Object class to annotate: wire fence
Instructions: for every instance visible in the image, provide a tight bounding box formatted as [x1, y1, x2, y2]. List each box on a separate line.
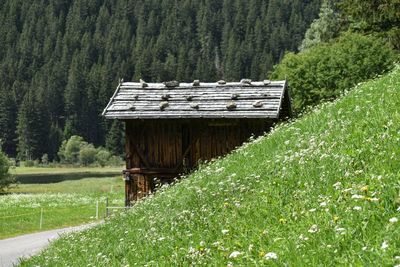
[0, 198, 128, 232]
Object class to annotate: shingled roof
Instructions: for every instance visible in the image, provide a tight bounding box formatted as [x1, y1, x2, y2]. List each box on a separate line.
[102, 79, 291, 119]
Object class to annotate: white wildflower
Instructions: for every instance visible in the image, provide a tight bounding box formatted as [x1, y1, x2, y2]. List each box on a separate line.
[299, 234, 309, 241]
[215, 167, 225, 173]
[264, 252, 278, 260]
[381, 240, 389, 250]
[389, 217, 398, 223]
[335, 227, 346, 233]
[333, 182, 342, 190]
[353, 206, 362, 211]
[229, 251, 241, 258]
[354, 170, 363, 175]
[320, 202, 327, 207]
[221, 229, 229, 235]
[351, 194, 363, 199]
[362, 246, 367, 251]
[308, 224, 319, 234]
[309, 208, 317, 212]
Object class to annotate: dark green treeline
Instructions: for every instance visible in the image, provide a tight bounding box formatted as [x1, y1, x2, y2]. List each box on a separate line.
[0, 0, 321, 160]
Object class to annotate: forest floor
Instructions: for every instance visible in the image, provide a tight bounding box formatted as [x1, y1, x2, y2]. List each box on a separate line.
[0, 173, 124, 239]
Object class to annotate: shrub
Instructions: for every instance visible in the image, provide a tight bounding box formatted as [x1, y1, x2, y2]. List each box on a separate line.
[95, 148, 111, 167]
[271, 32, 396, 112]
[58, 136, 87, 164]
[0, 150, 14, 192]
[79, 144, 97, 166]
[107, 155, 124, 167]
[24, 160, 35, 167]
[57, 135, 121, 167]
[41, 154, 49, 165]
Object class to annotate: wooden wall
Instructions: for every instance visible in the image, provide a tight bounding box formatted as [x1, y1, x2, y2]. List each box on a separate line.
[124, 119, 273, 203]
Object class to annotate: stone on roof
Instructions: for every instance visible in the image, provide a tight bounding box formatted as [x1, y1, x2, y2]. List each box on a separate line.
[102, 80, 290, 119]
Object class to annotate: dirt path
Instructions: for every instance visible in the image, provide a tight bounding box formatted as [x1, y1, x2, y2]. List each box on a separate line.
[0, 222, 99, 267]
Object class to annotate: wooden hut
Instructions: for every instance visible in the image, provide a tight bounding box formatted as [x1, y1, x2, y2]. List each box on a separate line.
[102, 79, 292, 205]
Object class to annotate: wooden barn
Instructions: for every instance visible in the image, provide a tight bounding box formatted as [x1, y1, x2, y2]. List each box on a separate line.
[102, 79, 292, 206]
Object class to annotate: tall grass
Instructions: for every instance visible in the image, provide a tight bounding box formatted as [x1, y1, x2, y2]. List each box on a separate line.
[21, 66, 400, 266]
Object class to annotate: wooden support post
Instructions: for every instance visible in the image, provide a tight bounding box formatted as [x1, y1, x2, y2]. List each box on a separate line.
[105, 197, 109, 218]
[96, 200, 99, 220]
[125, 178, 130, 206]
[136, 174, 151, 199]
[39, 208, 43, 229]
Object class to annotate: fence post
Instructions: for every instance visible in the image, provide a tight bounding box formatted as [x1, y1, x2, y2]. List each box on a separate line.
[96, 200, 99, 220]
[105, 197, 109, 218]
[39, 208, 43, 229]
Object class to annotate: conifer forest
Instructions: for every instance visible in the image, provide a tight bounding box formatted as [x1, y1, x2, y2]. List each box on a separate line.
[0, 0, 321, 161]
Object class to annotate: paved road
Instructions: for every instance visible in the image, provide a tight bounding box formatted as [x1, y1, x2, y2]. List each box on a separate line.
[0, 223, 98, 267]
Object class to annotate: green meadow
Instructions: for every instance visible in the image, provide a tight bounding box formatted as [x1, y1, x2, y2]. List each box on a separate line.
[0, 175, 124, 239]
[20, 67, 400, 265]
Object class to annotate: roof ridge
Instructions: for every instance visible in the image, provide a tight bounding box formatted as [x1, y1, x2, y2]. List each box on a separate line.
[119, 80, 284, 88]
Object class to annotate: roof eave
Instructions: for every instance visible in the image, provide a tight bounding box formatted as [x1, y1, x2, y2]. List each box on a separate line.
[103, 114, 279, 120]
[102, 82, 122, 116]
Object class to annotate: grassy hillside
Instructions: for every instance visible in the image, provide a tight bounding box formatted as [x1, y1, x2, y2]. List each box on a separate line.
[21, 66, 400, 266]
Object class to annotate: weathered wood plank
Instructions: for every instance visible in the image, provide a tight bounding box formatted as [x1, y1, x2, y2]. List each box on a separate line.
[109, 105, 280, 112]
[119, 85, 284, 90]
[115, 94, 282, 100]
[108, 113, 279, 119]
[117, 89, 284, 95]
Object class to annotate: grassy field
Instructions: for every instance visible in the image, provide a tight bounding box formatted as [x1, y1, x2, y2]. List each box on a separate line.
[0, 176, 124, 239]
[10, 166, 124, 184]
[20, 66, 400, 266]
[11, 166, 123, 175]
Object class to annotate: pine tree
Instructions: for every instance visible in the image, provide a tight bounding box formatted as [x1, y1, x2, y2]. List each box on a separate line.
[0, 87, 17, 157]
[16, 90, 43, 160]
[105, 120, 124, 156]
[338, 0, 400, 50]
[64, 51, 87, 140]
[299, 0, 340, 51]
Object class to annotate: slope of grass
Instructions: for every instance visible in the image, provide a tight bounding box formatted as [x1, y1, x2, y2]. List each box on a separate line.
[0, 177, 124, 239]
[21, 66, 400, 266]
